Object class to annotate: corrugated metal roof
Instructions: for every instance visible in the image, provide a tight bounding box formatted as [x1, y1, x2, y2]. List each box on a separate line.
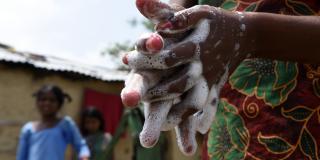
[0, 44, 128, 81]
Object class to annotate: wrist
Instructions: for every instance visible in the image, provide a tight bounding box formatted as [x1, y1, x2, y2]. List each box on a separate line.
[240, 12, 258, 58]
[220, 11, 258, 73]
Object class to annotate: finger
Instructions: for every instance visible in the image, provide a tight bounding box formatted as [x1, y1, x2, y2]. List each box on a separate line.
[121, 70, 164, 107]
[135, 32, 191, 55]
[125, 41, 197, 70]
[139, 100, 173, 148]
[121, 70, 142, 107]
[136, 0, 175, 23]
[195, 70, 229, 133]
[135, 33, 151, 54]
[195, 87, 218, 134]
[161, 77, 209, 131]
[125, 18, 213, 70]
[161, 106, 196, 131]
[157, 5, 217, 33]
[145, 61, 203, 101]
[175, 116, 198, 156]
[135, 33, 164, 54]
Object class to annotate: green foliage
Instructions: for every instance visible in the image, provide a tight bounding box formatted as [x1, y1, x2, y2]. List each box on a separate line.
[141, 20, 154, 31]
[103, 41, 133, 57]
[102, 18, 154, 69]
[101, 42, 132, 70]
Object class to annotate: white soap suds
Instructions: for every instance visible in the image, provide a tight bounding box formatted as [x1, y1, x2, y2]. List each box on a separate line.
[216, 54, 221, 60]
[185, 20, 211, 44]
[146, 6, 172, 24]
[171, 52, 176, 58]
[241, 24, 246, 31]
[196, 68, 229, 133]
[130, 6, 239, 153]
[127, 50, 169, 69]
[210, 10, 216, 15]
[128, 20, 210, 70]
[145, 61, 203, 103]
[187, 61, 203, 79]
[234, 43, 240, 51]
[121, 71, 145, 103]
[122, 69, 170, 103]
[174, 9, 187, 21]
[214, 40, 222, 48]
[161, 108, 184, 131]
[175, 117, 197, 156]
[184, 77, 208, 109]
[161, 77, 208, 131]
[173, 97, 181, 105]
[148, 93, 180, 103]
[236, 11, 244, 21]
[140, 100, 172, 148]
[149, 88, 168, 97]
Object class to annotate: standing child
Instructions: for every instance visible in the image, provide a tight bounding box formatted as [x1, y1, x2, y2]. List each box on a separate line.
[17, 84, 90, 160]
[80, 107, 112, 160]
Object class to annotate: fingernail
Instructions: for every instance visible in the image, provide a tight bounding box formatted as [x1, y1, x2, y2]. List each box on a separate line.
[145, 33, 164, 53]
[185, 145, 194, 154]
[136, 42, 146, 52]
[121, 90, 140, 107]
[122, 54, 129, 65]
[156, 21, 173, 30]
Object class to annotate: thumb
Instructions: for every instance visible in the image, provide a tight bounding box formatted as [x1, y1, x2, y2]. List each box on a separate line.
[136, 0, 179, 24]
[157, 5, 215, 33]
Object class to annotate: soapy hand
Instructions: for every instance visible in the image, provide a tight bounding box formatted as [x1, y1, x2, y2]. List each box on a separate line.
[121, 0, 253, 155]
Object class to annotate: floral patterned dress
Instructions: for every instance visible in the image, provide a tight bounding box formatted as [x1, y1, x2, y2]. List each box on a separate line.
[198, 0, 320, 159]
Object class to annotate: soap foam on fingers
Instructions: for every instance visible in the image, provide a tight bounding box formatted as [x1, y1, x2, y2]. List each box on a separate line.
[161, 77, 208, 130]
[121, 69, 166, 107]
[139, 100, 173, 148]
[175, 116, 198, 156]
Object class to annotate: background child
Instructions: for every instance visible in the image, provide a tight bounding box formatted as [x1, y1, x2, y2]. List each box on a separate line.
[16, 84, 90, 160]
[80, 107, 112, 160]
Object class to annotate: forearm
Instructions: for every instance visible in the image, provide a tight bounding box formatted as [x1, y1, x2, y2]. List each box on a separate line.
[245, 12, 320, 63]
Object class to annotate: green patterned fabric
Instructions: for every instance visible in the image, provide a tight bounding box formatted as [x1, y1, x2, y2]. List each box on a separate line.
[208, 99, 249, 159]
[204, 0, 320, 160]
[229, 59, 298, 107]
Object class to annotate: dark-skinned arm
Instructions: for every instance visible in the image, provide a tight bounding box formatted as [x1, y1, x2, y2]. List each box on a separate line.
[245, 13, 320, 63]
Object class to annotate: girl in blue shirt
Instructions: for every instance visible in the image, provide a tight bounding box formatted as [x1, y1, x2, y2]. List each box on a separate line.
[17, 84, 90, 160]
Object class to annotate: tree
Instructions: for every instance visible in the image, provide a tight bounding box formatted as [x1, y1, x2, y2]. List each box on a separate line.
[101, 19, 154, 70]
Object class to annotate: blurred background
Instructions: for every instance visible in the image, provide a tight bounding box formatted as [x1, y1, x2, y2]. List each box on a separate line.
[0, 0, 204, 159]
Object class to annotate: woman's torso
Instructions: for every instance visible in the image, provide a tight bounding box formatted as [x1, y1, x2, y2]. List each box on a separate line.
[201, 0, 320, 159]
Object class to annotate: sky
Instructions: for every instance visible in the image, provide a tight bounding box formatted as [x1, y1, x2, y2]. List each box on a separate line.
[0, 0, 152, 69]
